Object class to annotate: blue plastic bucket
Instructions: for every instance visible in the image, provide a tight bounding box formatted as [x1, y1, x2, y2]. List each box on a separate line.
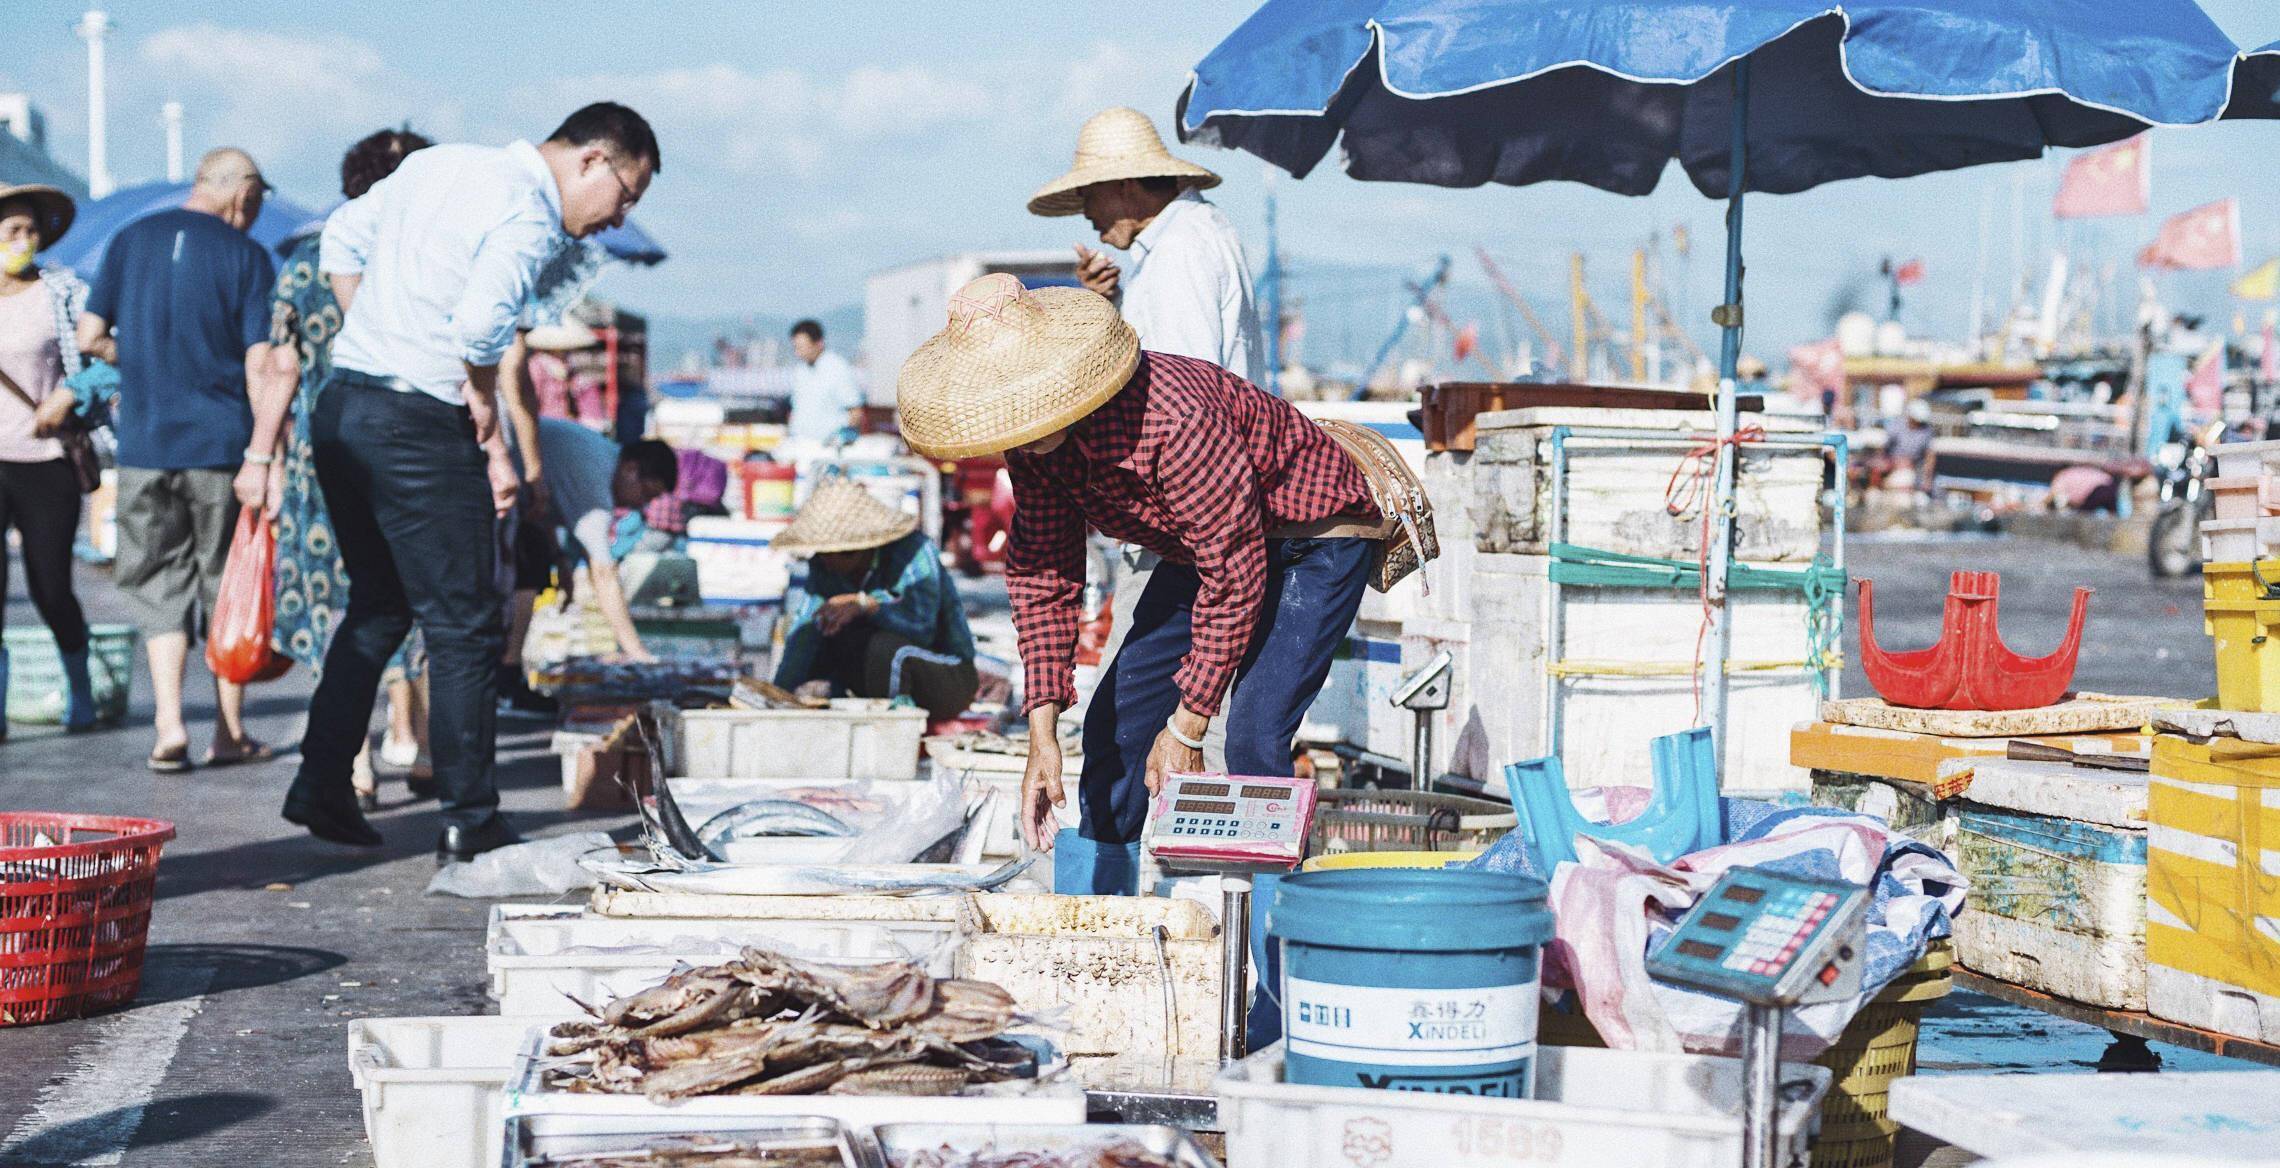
[1271, 868, 1554, 1098]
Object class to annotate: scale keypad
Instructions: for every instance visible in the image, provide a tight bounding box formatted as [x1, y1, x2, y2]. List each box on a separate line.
[1719, 888, 1836, 977]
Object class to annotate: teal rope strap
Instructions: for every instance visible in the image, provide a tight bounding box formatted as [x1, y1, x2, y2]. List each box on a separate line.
[1546, 542, 1848, 697]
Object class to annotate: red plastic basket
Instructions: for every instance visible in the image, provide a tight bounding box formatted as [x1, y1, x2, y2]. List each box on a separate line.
[0, 813, 175, 1026]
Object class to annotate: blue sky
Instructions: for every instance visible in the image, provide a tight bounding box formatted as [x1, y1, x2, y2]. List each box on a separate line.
[10, 1, 2280, 370]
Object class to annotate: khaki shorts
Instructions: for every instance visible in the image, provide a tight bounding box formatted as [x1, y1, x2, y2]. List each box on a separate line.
[113, 467, 240, 640]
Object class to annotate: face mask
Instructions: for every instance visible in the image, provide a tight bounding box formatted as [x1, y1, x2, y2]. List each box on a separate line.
[0, 243, 33, 277]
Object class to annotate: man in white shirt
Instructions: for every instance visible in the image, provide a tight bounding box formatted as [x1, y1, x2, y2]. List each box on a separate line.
[1028, 106, 1265, 384]
[786, 319, 863, 446]
[1028, 106, 1268, 770]
[271, 102, 659, 861]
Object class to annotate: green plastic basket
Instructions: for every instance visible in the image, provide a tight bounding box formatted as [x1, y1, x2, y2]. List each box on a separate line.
[4, 624, 137, 726]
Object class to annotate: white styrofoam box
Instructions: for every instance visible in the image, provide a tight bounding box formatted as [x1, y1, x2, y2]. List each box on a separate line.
[2211, 437, 2280, 481]
[1891, 1070, 2280, 1162]
[1469, 409, 1827, 563]
[1465, 552, 1820, 794]
[1948, 758, 2148, 828]
[2147, 965, 2280, 1045]
[2198, 516, 2280, 564]
[1809, 772, 1957, 854]
[2209, 474, 2280, 522]
[349, 1015, 546, 1168]
[664, 700, 926, 780]
[505, 1117, 868, 1168]
[1218, 1043, 1830, 1168]
[1952, 806, 2148, 1010]
[485, 904, 960, 1016]
[685, 516, 791, 606]
[504, 1029, 1086, 1133]
[956, 894, 1222, 1093]
[1300, 618, 1404, 760]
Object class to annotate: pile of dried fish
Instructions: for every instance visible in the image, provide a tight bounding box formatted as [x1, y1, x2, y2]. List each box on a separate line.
[545, 949, 1034, 1102]
[890, 1142, 1182, 1168]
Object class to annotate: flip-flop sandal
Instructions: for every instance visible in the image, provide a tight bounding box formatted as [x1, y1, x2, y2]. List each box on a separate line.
[204, 740, 276, 768]
[147, 744, 192, 774]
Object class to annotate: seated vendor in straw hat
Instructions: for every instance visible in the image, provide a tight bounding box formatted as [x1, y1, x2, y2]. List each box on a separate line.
[770, 478, 979, 722]
[897, 274, 1383, 894]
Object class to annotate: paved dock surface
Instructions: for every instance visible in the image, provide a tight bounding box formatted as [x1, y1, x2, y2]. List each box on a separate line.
[0, 534, 2237, 1165]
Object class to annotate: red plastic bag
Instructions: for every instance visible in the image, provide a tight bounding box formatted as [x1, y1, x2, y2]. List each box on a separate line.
[206, 508, 291, 684]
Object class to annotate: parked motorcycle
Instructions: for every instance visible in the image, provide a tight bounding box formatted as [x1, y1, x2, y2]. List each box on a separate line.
[2147, 421, 2223, 578]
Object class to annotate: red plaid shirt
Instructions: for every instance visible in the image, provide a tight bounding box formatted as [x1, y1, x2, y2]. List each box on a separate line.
[1005, 352, 1374, 717]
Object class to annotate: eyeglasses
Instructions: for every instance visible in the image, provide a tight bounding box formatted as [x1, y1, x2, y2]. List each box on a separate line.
[606, 163, 643, 211]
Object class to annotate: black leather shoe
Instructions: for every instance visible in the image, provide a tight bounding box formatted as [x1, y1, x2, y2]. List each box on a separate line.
[404, 775, 440, 802]
[283, 796, 383, 848]
[437, 817, 523, 865]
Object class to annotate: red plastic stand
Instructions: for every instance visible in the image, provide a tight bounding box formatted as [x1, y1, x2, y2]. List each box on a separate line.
[1858, 570, 2091, 711]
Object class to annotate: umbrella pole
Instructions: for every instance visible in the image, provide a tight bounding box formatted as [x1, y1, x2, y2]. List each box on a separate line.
[1704, 60, 1750, 776]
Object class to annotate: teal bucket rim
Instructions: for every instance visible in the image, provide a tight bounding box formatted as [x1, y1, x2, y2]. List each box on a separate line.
[1273, 868, 1554, 952]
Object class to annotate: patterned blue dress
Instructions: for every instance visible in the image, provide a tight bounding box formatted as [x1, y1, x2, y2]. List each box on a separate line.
[269, 235, 423, 679]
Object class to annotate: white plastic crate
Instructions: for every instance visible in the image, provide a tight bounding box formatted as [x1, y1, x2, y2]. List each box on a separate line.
[503, 1029, 1086, 1134]
[665, 700, 926, 779]
[485, 904, 961, 1016]
[348, 1014, 546, 1168]
[2197, 516, 2280, 564]
[1216, 1042, 1830, 1168]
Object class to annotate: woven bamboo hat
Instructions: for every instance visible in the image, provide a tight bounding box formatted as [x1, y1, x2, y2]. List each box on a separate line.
[895, 273, 1138, 459]
[0, 184, 76, 246]
[1027, 107, 1221, 218]
[771, 478, 919, 557]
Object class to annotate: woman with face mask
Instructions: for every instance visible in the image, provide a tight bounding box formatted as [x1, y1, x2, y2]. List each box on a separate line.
[0, 183, 96, 737]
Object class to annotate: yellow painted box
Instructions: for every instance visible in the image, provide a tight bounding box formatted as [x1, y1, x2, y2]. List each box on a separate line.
[2145, 735, 2280, 1043]
[2204, 597, 2280, 713]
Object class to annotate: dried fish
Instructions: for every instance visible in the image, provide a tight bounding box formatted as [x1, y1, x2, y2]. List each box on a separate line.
[545, 949, 1036, 1101]
[891, 1142, 1182, 1168]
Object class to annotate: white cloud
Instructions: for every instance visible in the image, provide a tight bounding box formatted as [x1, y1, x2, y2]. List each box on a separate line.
[132, 23, 460, 190]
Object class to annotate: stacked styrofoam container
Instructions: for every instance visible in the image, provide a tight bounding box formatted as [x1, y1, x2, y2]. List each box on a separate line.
[2202, 440, 2280, 563]
[661, 699, 927, 779]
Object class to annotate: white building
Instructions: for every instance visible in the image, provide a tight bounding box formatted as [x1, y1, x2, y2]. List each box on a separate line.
[0, 94, 90, 200]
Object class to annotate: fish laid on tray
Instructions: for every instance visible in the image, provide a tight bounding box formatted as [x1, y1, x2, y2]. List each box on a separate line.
[890, 1143, 1182, 1168]
[545, 948, 1032, 1103]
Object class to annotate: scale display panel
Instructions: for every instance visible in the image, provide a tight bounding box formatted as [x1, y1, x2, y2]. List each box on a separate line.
[1645, 867, 1872, 1007]
[1146, 772, 1316, 871]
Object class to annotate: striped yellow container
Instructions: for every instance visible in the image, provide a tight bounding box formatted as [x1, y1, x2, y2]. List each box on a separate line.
[1300, 850, 1481, 872]
[2144, 735, 2280, 1043]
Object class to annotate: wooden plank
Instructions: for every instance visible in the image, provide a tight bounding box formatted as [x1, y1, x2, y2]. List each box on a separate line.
[1950, 968, 2280, 1067]
[1820, 694, 2168, 738]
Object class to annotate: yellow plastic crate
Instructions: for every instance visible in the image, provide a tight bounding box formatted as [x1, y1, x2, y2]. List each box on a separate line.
[2145, 736, 2280, 1043]
[1301, 850, 1481, 872]
[2205, 559, 2280, 605]
[2204, 598, 2280, 712]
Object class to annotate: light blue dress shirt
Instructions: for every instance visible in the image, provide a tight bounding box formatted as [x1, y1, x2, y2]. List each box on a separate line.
[320, 140, 565, 404]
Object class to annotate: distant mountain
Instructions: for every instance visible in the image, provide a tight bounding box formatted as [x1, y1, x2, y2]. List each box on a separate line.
[644, 303, 865, 377]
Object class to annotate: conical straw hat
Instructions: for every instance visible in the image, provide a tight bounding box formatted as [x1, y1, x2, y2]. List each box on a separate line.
[0, 184, 76, 246]
[1027, 107, 1221, 218]
[895, 273, 1138, 460]
[770, 478, 919, 557]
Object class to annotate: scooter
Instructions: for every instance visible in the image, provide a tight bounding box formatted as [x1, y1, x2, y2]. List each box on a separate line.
[2147, 420, 2222, 578]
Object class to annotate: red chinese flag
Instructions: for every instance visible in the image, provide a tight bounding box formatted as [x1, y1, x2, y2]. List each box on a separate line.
[2054, 136, 2150, 219]
[1894, 259, 1926, 286]
[2187, 342, 2225, 412]
[2139, 198, 2242, 272]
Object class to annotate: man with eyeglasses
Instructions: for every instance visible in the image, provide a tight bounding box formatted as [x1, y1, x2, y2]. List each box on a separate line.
[277, 103, 661, 861]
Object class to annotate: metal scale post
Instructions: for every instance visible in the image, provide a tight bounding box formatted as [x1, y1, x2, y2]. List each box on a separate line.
[1646, 867, 1873, 1168]
[1090, 774, 1317, 1131]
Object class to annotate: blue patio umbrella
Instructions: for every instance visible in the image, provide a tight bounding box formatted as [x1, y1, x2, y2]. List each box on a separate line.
[2226, 40, 2280, 120]
[41, 181, 320, 280]
[1178, 0, 2251, 771]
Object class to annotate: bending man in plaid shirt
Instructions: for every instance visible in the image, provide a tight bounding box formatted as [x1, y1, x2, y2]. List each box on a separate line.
[896, 273, 1384, 894]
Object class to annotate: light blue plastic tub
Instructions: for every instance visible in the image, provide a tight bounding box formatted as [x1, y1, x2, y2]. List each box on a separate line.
[1272, 868, 1555, 1098]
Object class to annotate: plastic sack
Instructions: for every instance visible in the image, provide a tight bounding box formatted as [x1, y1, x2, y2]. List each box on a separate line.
[206, 508, 291, 684]
[826, 770, 975, 865]
[426, 831, 614, 898]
